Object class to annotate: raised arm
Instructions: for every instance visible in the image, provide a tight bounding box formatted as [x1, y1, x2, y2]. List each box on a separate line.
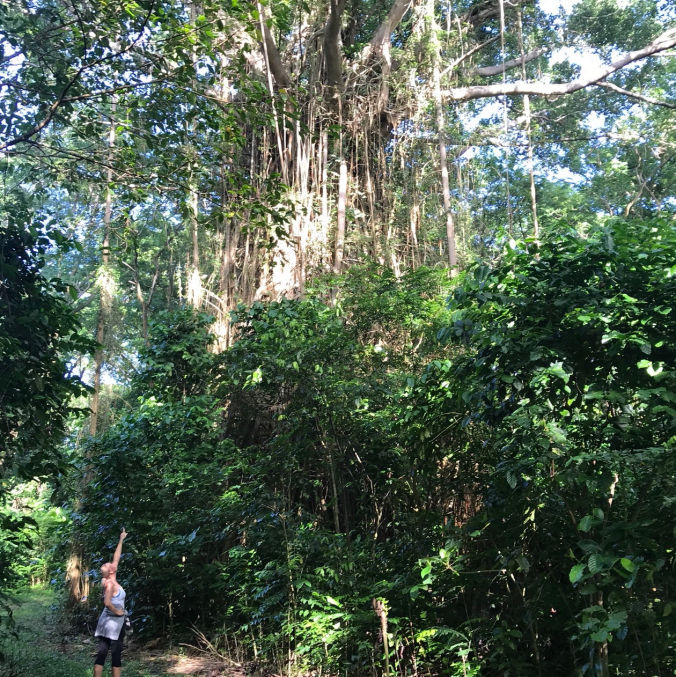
[111, 528, 127, 569]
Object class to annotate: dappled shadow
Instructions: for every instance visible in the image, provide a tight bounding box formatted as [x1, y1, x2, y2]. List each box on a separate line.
[7, 587, 252, 677]
[131, 648, 249, 676]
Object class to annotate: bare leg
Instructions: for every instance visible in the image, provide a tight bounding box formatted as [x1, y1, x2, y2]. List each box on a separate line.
[112, 668, 121, 677]
[93, 666, 103, 677]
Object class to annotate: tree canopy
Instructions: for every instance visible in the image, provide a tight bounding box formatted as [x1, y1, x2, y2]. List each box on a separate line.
[0, 191, 94, 491]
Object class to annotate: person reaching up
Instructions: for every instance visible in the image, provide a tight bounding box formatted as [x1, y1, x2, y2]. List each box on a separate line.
[93, 528, 128, 677]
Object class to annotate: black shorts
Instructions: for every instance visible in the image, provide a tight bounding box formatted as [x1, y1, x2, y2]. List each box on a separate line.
[94, 623, 125, 667]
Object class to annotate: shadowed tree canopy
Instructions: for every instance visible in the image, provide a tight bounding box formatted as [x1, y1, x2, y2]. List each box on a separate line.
[0, 193, 94, 491]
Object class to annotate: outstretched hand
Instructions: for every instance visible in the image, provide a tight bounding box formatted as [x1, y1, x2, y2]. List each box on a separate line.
[120, 528, 128, 541]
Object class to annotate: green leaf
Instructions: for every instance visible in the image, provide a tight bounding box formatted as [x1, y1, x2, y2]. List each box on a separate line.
[620, 557, 635, 573]
[578, 515, 593, 532]
[588, 554, 604, 574]
[546, 362, 569, 383]
[578, 539, 601, 554]
[569, 563, 586, 584]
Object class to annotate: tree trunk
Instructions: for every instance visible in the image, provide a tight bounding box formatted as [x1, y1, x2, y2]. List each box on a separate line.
[186, 1, 203, 308]
[89, 103, 116, 437]
[430, 7, 457, 275]
[517, 8, 539, 240]
[71, 102, 116, 607]
[124, 240, 160, 346]
[334, 152, 348, 274]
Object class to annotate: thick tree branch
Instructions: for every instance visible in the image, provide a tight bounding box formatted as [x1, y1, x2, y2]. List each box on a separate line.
[443, 28, 676, 102]
[440, 35, 500, 77]
[258, 8, 291, 89]
[361, 0, 416, 61]
[355, 0, 530, 74]
[324, 0, 347, 92]
[596, 81, 676, 109]
[468, 46, 548, 77]
[463, 0, 535, 28]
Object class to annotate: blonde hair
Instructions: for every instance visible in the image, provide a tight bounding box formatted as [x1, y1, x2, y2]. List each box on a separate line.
[101, 562, 117, 575]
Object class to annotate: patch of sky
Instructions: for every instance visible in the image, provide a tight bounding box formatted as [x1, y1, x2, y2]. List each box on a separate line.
[584, 110, 606, 132]
[537, 0, 579, 15]
[547, 46, 604, 79]
[462, 101, 504, 134]
[0, 42, 27, 113]
[549, 166, 586, 184]
[1, 45, 25, 73]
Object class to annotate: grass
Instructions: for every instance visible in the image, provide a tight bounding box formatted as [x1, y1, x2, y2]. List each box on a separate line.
[0, 587, 190, 677]
[1, 587, 89, 677]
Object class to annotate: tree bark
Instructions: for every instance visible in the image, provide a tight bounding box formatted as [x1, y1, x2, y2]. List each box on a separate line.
[71, 101, 117, 608]
[430, 4, 458, 274]
[361, 0, 415, 61]
[324, 0, 347, 93]
[89, 105, 116, 438]
[186, 1, 203, 308]
[334, 152, 348, 274]
[517, 8, 539, 240]
[258, 9, 291, 89]
[468, 47, 547, 77]
[121, 243, 160, 345]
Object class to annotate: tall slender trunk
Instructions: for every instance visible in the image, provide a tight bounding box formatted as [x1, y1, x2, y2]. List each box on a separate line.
[186, 175, 202, 307]
[327, 450, 341, 534]
[499, 0, 514, 234]
[126, 240, 160, 345]
[324, 0, 347, 275]
[517, 9, 539, 240]
[330, 94, 348, 276]
[186, 2, 203, 308]
[90, 104, 116, 437]
[320, 127, 330, 269]
[410, 194, 420, 267]
[430, 8, 457, 275]
[69, 103, 117, 607]
[334, 148, 348, 274]
[258, 1, 289, 185]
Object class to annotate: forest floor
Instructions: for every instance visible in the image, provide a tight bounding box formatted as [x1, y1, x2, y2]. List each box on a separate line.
[1, 587, 249, 677]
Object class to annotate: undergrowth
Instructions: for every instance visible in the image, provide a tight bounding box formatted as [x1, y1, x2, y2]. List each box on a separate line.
[0, 587, 166, 677]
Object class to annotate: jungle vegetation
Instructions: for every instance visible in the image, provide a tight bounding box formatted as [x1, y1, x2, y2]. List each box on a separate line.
[1, 0, 674, 675]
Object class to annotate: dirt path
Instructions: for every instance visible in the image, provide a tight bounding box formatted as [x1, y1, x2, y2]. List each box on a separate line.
[2, 587, 249, 677]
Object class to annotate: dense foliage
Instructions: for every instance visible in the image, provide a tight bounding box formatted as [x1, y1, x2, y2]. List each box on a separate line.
[0, 218, 93, 489]
[41, 221, 671, 676]
[409, 219, 675, 674]
[0, 193, 93, 649]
